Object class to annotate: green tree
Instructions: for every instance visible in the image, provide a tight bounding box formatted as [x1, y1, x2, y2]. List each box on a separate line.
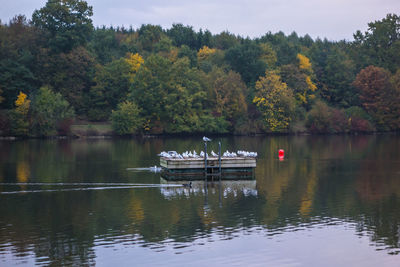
[313, 46, 357, 107]
[212, 70, 248, 129]
[167, 23, 198, 49]
[32, 0, 93, 53]
[196, 29, 212, 49]
[130, 55, 223, 133]
[213, 31, 240, 50]
[259, 31, 301, 66]
[37, 46, 95, 114]
[253, 70, 296, 132]
[138, 24, 163, 52]
[353, 14, 400, 72]
[259, 43, 277, 69]
[90, 27, 124, 64]
[111, 101, 142, 135]
[178, 45, 197, 67]
[0, 15, 39, 108]
[88, 58, 132, 120]
[154, 36, 173, 53]
[225, 40, 266, 85]
[31, 86, 75, 136]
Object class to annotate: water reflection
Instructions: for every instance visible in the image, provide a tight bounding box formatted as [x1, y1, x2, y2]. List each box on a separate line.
[0, 135, 399, 265]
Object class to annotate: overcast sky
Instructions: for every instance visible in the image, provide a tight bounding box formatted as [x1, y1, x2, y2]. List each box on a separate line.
[1, 0, 399, 41]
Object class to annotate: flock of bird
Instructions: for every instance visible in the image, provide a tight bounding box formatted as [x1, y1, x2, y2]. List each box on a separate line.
[158, 150, 257, 159]
[158, 136, 257, 159]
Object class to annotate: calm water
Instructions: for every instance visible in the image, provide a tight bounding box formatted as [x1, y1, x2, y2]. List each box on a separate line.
[0, 135, 400, 266]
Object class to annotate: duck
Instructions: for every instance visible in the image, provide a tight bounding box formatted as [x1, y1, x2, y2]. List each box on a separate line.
[182, 181, 192, 188]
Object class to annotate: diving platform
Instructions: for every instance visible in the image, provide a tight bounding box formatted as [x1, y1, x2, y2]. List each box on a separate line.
[160, 157, 256, 181]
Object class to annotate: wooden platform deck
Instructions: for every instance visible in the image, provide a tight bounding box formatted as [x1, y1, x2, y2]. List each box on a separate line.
[160, 157, 256, 169]
[160, 157, 257, 181]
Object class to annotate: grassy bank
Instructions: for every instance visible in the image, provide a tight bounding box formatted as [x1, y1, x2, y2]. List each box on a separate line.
[70, 123, 113, 137]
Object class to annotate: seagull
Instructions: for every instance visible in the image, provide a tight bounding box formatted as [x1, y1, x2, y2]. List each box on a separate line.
[223, 150, 231, 157]
[211, 150, 218, 157]
[203, 136, 212, 142]
[200, 151, 209, 158]
[158, 151, 171, 158]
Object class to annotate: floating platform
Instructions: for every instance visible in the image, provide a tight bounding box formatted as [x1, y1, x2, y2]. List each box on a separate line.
[160, 157, 256, 181]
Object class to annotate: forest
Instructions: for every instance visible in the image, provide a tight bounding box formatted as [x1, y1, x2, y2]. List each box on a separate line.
[1, 0, 400, 136]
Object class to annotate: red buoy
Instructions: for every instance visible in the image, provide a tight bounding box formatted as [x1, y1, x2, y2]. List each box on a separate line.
[278, 149, 285, 160]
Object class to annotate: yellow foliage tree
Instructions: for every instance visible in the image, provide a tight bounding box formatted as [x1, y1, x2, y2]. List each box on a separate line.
[125, 53, 144, 82]
[297, 53, 312, 72]
[253, 71, 295, 131]
[15, 91, 30, 115]
[197, 45, 216, 61]
[11, 91, 30, 136]
[306, 76, 317, 92]
[295, 54, 317, 106]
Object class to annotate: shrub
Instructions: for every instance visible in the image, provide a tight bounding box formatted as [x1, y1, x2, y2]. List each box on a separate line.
[306, 101, 349, 133]
[306, 101, 332, 133]
[111, 101, 143, 135]
[345, 106, 375, 132]
[349, 117, 375, 132]
[57, 118, 74, 135]
[31, 86, 75, 136]
[330, 109, 348, 133]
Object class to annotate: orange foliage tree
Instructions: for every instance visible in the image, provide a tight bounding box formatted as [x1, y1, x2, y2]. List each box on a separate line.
[353, 65, 400, 130]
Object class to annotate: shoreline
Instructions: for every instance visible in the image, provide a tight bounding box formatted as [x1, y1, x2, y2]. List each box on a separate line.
[1, 131, 398, 141]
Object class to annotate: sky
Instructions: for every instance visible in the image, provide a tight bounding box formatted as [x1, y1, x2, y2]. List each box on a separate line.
[1, 0, 399, 41]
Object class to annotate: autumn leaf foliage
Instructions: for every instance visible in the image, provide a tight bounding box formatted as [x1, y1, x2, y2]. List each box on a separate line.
[253, 70, 295, 132]
[353, 65, 400, 130]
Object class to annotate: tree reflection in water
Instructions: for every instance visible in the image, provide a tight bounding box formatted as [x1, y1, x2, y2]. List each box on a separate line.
[0, 135, 399, 265]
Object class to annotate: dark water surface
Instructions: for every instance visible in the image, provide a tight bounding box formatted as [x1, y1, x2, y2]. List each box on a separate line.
[0, 135, 400, 266]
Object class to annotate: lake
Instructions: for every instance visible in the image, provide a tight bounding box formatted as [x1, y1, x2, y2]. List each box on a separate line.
[0, 135, 399, 266]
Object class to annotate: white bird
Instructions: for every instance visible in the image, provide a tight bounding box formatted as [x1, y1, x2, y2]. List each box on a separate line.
[158, 151, 171, 158]
[236, 150, 257, 157]
[250, 152, 258, 157]
[211, 150, 218, 157]
[203, 136, 212, 142]
[200, 151, 209, 158]
[149, 166, 161, 173]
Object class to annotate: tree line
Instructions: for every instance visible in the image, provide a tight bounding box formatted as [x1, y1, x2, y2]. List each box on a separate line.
[1, 0, 400, 136]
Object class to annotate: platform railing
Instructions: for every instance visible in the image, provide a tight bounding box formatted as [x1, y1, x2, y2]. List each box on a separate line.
[204, 141, 222, 181]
